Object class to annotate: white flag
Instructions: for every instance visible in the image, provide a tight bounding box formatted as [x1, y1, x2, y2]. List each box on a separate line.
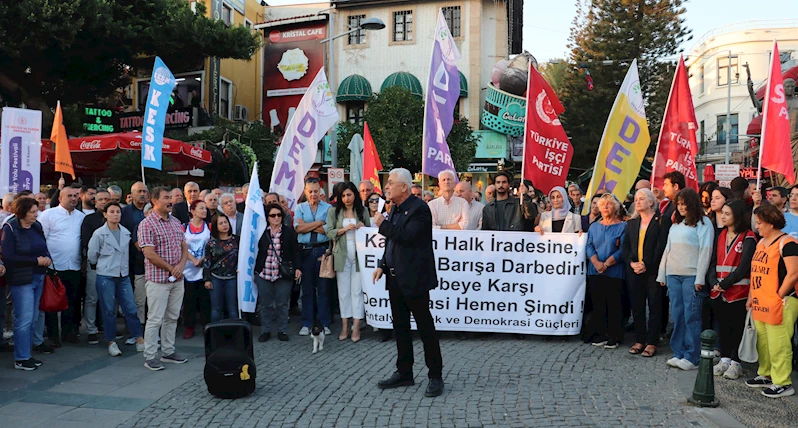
[270, 68, 339, 209]
[238, 163, 267, 313]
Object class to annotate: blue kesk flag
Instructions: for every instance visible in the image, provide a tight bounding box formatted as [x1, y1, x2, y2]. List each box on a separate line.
[141, 57, 176, 170]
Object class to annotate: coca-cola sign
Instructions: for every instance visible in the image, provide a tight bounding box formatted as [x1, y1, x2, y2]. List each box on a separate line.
[189, 147, 204, 158]
[79, 140, 103, 150]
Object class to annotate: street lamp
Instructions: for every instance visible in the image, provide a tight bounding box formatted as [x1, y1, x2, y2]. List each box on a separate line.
[321, 14, 385, 167]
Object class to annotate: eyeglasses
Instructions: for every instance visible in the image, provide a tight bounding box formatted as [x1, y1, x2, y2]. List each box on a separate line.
[268, 213, 283, 218]
[368, 198, 380, 203]
[790, 194, 798, 199]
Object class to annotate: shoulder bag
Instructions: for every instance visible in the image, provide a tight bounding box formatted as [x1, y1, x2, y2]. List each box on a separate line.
[266, 231, 295, 280]
[318, 240, 336, 279]
[41, 263, 68, 312]
[738, 309, 758, 363]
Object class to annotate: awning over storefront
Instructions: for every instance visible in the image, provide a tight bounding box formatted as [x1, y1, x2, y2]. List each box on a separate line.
[381, 72, 423, 97]
[41, 131, 212, 172]
[459, 71, 468, 98]
[337, 74, 373, 103]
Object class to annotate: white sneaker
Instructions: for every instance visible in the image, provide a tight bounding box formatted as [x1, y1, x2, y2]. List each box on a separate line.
[666, 357, 681, 368]
[125, 337, 137, 346]
[723, 363, 744, 380]
[135, 341, 145, 352]
[299, 327, 310, 336]
[713, 361, 730, 376]
[108, 342, 122, 357]
[323, 327, 331, 335]
[676, 358, 698, 371]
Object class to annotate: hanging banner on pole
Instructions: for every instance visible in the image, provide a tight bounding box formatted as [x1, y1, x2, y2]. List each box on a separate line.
[357, 228, 587, 335]
[0, 107, 42, 194]
[141, 57, 176, 171]
[238, 163, 267, 313]
[421, 10, 461, 178]
[269, 68, 339, 208]
[758, 41, 796, 186]
[651, 56, 699, 190]
[582, 59, 651, 214]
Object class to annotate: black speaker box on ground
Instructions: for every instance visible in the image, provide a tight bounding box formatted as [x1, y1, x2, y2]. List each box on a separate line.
[203, 319, 256, 399]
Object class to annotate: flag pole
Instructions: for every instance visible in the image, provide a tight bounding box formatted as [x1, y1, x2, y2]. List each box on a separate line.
[757, 41, 776, 192]
[520, 62, 532, 188]
[141, 164, 146, 186]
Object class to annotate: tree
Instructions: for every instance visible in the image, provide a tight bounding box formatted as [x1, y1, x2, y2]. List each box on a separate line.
[335, 86, 479, 174]
[539, 60, 568, 94]
[106, 151, 177, 184]
[0, 0, 260, 127]
[558, 0, 691, 172]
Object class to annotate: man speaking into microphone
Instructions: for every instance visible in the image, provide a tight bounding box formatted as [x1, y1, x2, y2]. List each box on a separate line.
[373, 168, 444, 397]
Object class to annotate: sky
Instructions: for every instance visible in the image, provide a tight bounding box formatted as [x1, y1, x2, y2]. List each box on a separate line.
[264, 0, 795, 62]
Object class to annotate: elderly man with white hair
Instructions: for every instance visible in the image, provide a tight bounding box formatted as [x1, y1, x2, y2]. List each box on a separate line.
[428, 170, 469, 230]
[0, 193, 15, 223]
[373, 168, 443, 397]
[454, 181, 483, 230]
[219, 193, 244, 235]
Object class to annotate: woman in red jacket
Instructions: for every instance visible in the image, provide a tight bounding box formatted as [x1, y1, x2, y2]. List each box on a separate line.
[709, 199, 756, 379]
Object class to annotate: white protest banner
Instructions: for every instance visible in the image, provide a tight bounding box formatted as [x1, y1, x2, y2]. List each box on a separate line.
[269, 68, 339, 209]
[357, 228, 587, 335]
[1, 107, 42, 194]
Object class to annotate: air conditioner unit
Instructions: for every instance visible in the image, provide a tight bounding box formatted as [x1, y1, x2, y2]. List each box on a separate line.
[234, 105, 249, 122]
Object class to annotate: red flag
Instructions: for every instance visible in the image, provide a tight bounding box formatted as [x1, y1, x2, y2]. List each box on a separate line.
[759, 41, 795, 185]
[362, 122, 383, 194]
[522, 64, 572, 194]
[652, 55, 699, 190]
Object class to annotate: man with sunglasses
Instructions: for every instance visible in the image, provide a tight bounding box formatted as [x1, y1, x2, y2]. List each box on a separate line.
[294, 178, 332, 336]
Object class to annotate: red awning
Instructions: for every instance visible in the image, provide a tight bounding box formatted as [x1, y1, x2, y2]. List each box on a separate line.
[703, 164, 715, 182]
[42, 132, 211, 172]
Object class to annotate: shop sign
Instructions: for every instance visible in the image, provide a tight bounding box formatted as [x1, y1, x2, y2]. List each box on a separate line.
[473, 130, 508, 159]
[119, 108, 193, 131]
[82, 107, 118, 134]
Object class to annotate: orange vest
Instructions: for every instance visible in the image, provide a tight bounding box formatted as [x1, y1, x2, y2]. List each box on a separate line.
[750, 234, 796, 325]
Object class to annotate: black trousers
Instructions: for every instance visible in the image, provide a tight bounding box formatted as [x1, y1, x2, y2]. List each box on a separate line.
[589, 275, 623, 342]
[61, 270, 82, 336]
[387, 278, 442, 379]
[712, 298, 747, 362]
[629, 273, 663, 345]
[182, 279, 210, 329]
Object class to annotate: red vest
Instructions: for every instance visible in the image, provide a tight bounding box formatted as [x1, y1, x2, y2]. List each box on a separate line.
[711, 229, 756, 302]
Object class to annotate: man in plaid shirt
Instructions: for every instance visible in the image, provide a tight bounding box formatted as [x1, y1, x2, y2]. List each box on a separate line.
[138, 186, 188, 371]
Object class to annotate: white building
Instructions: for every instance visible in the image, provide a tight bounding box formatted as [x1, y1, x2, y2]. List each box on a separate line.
[687, 20, 798, 171]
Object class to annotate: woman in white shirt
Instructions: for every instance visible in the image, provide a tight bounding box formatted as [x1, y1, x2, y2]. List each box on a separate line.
[182, 200, 211, 339]
[536, 186, 582, 234]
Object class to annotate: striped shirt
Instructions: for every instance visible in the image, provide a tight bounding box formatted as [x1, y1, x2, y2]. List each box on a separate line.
[137, 212, 185, 283]
[428, 195, 469, 229]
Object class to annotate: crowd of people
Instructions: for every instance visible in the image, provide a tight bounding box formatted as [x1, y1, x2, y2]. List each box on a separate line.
[0, 169, 796, 399]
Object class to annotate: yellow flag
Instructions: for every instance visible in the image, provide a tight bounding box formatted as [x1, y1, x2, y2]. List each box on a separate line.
[582, 59, 650, 214]
[51, 101, 75, 179]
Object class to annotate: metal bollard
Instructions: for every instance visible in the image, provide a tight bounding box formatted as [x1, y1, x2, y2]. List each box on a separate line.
[688, 329, 720, 407]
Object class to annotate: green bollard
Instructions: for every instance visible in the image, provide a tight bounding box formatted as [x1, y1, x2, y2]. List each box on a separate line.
[688, 329, 720, 407]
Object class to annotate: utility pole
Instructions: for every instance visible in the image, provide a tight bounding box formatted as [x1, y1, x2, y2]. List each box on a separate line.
[725, 50, 732, 164]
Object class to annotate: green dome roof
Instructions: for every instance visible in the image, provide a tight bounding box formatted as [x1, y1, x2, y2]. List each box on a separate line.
[336, 74, 372, 103]
[380, 72, 423, 97]
[459, 71, 468, 98]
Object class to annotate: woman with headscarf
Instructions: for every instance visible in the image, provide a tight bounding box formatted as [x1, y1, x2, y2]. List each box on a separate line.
[535, 186, 582, 234]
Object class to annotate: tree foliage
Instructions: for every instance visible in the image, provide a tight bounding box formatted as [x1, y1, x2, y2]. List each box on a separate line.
[0, 0, 260, 126]
[558, 0, 691, 171]
[105, 151, 177, 184]
[335, 86, 478, 174]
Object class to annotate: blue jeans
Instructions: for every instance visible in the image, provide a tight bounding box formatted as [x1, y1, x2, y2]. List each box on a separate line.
[666, 275, 705, 365]
[9, 274, 45, 361]
[96, 275, 143, 343]
[301, 246, 330, 328]
[209, 277, 238, 322]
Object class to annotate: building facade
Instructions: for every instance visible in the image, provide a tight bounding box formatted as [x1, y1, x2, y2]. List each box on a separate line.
[129, 0, 265, 124]
[687, 21, 798, 173]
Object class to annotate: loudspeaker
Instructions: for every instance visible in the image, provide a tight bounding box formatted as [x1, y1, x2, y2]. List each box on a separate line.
[203, 320, 256, 399]
[204, 319, 254, 359]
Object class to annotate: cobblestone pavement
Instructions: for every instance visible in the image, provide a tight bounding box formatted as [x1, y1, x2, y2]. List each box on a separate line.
[119, 327, 718, 428]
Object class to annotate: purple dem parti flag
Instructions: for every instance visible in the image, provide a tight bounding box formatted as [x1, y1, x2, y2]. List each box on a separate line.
[422, 10, 461, 178]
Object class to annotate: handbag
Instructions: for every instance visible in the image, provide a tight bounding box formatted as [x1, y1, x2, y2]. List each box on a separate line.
[738, 308, 758, 363]
[318, 240, 336, 279]
[41, 267, 68, 312]
[266, 232, 295, 280]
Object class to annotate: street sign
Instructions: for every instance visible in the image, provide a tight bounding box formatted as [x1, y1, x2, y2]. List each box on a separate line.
[328, 168, 344, 196]
[715, 164, 740, 187]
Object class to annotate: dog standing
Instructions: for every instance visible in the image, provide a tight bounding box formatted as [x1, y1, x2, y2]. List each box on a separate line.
[311, 325, 325, 354]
